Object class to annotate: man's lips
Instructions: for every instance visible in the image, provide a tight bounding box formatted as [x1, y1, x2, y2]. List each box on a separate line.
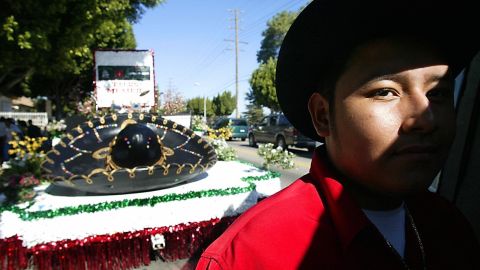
[394, 144, 438, 155]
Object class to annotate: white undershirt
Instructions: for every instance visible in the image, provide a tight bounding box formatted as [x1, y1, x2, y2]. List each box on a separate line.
[362, 203, 406, 258]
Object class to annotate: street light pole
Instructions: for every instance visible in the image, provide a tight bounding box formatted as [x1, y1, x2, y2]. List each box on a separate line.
[195, 82, 207, 124]
[203, 95, 207, 123]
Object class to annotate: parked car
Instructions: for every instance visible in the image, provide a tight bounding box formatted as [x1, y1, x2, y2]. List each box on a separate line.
[212, 117, 248, 141]
[248, 113, 318, 151]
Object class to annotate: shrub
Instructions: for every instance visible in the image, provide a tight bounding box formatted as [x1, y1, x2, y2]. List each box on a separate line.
[210, 138, 237, 161]
[257, 143, 295, 170]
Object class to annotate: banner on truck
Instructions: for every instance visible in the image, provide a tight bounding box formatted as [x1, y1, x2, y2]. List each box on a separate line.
[94, 50, 155, 110]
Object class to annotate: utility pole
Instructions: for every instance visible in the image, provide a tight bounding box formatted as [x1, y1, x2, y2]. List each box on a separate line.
[234, 9, 239, 118]
[226, 9, 247, 118]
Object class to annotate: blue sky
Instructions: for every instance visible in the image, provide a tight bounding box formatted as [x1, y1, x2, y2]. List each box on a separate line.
[133, 0, 309, 115]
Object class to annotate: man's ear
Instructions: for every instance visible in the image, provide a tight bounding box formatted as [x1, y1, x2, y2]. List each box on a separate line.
[308, 92, 330, 137]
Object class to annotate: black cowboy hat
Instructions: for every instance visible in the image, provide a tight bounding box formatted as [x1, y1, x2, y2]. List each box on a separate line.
[276, 0, 479, 142]
[42, 113, 217, 194]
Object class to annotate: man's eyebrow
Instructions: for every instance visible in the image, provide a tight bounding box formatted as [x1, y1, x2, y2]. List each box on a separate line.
[361, 72, 453, 86]
[426, 74, 453, 84]
[361, 73, 409, 86]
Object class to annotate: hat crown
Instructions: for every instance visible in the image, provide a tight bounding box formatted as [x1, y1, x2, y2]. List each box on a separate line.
[276, 0, 479, 142]
[111, 123, 162, 168]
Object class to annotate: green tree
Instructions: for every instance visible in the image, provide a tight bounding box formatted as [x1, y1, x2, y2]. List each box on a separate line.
[0, 0, 162, 117]
[242, 103, 264, 125]
[248, 8, 300, 112]
[248, 57, 280, 112]
[212, 91, 236, 116]
[186, 96, 214, 117]
[256, 11, 298, 64]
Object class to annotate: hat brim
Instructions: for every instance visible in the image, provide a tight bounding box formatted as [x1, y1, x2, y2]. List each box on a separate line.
[276, 0, 480, 142]
[42, 113, 217, 194]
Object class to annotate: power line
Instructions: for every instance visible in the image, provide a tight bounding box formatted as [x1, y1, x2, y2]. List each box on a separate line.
[240, 0, 304, 41]
[225, 9, 248, 118]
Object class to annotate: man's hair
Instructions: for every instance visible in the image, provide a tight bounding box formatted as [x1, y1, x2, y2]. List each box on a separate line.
[315, 41, 363, 119]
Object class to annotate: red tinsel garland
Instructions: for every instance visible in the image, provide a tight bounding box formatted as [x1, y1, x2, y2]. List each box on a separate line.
[0, 216, 237, 270]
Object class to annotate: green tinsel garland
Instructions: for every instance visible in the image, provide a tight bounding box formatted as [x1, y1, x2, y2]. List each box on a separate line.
[0, 162, 281, 221]
[0, 183, 255, 221]
[236, 160, 282, 180]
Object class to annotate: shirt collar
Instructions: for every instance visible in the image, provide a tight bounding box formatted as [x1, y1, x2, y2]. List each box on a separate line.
[309, 146, 371, 251]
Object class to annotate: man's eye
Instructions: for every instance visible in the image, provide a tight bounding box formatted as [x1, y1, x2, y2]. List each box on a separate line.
[427, 87, 452, 99]
[370, 88, 396, 98]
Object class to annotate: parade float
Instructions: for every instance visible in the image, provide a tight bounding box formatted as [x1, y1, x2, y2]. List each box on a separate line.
[0, 112, 282, 270]
[0, 50, 283, 270]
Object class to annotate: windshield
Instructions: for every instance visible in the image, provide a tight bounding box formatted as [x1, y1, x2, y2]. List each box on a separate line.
[231, 119, 247, 126]
[278, 115, 291, 126]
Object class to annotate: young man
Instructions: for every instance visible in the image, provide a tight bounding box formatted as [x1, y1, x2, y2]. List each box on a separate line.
[196, 1, 480, 269]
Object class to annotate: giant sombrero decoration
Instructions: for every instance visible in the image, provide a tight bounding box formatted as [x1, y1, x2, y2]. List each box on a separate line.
[42, 113, 217, 194]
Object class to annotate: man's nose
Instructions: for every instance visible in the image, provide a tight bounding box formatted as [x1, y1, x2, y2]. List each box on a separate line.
[400, 94, 436, 134]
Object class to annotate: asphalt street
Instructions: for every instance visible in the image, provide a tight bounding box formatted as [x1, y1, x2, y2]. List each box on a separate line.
[226, 140, 313, 189]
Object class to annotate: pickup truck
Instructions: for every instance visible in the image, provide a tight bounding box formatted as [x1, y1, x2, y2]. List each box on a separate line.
[247, 113, 318, 151]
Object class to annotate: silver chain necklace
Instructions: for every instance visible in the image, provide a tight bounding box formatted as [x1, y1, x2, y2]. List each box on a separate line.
[383, 205, 427, 270]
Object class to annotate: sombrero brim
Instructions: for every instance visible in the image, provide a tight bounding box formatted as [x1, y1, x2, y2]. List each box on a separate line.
[276, 0, 480, 142]
[42, 113, 217, 194]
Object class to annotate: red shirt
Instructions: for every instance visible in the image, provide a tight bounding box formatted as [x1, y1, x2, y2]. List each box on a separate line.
[196, 148, 480, 269]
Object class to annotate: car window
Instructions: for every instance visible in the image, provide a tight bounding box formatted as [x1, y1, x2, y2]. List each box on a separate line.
[278, 115, 291, 126]
[269, 116, 277, 126]
[231, 119, 247, 126]
[221, 119, 229, 127]
[214, 119, 227, 128]
[259, 117, 268, 126]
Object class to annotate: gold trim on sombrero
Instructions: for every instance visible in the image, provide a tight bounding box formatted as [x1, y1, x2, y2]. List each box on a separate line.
[148, 166, 155, 175]
[162, 164, 170, 175]
[43, 113, 217, 188]
[64, 153, 82, 163]
[92, 147, 110, 159]
[68, 133, 93, 154]
[171, 163, 185, 174]
[87, 168, 108, 179]
[81, 175, 93, 184]
[48, 162, 209, 185]
[188, 164, 197, 174]
[45, 156, 55, 164]
[68, 145, 91, 154]
[93, 128, 103, 142]
[127, 168, 135, 178]
[61, 163, 74, 176]
[120, 119, 137, 130]
[75, 126, 83, 133]
[105, 133, 173, 172]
